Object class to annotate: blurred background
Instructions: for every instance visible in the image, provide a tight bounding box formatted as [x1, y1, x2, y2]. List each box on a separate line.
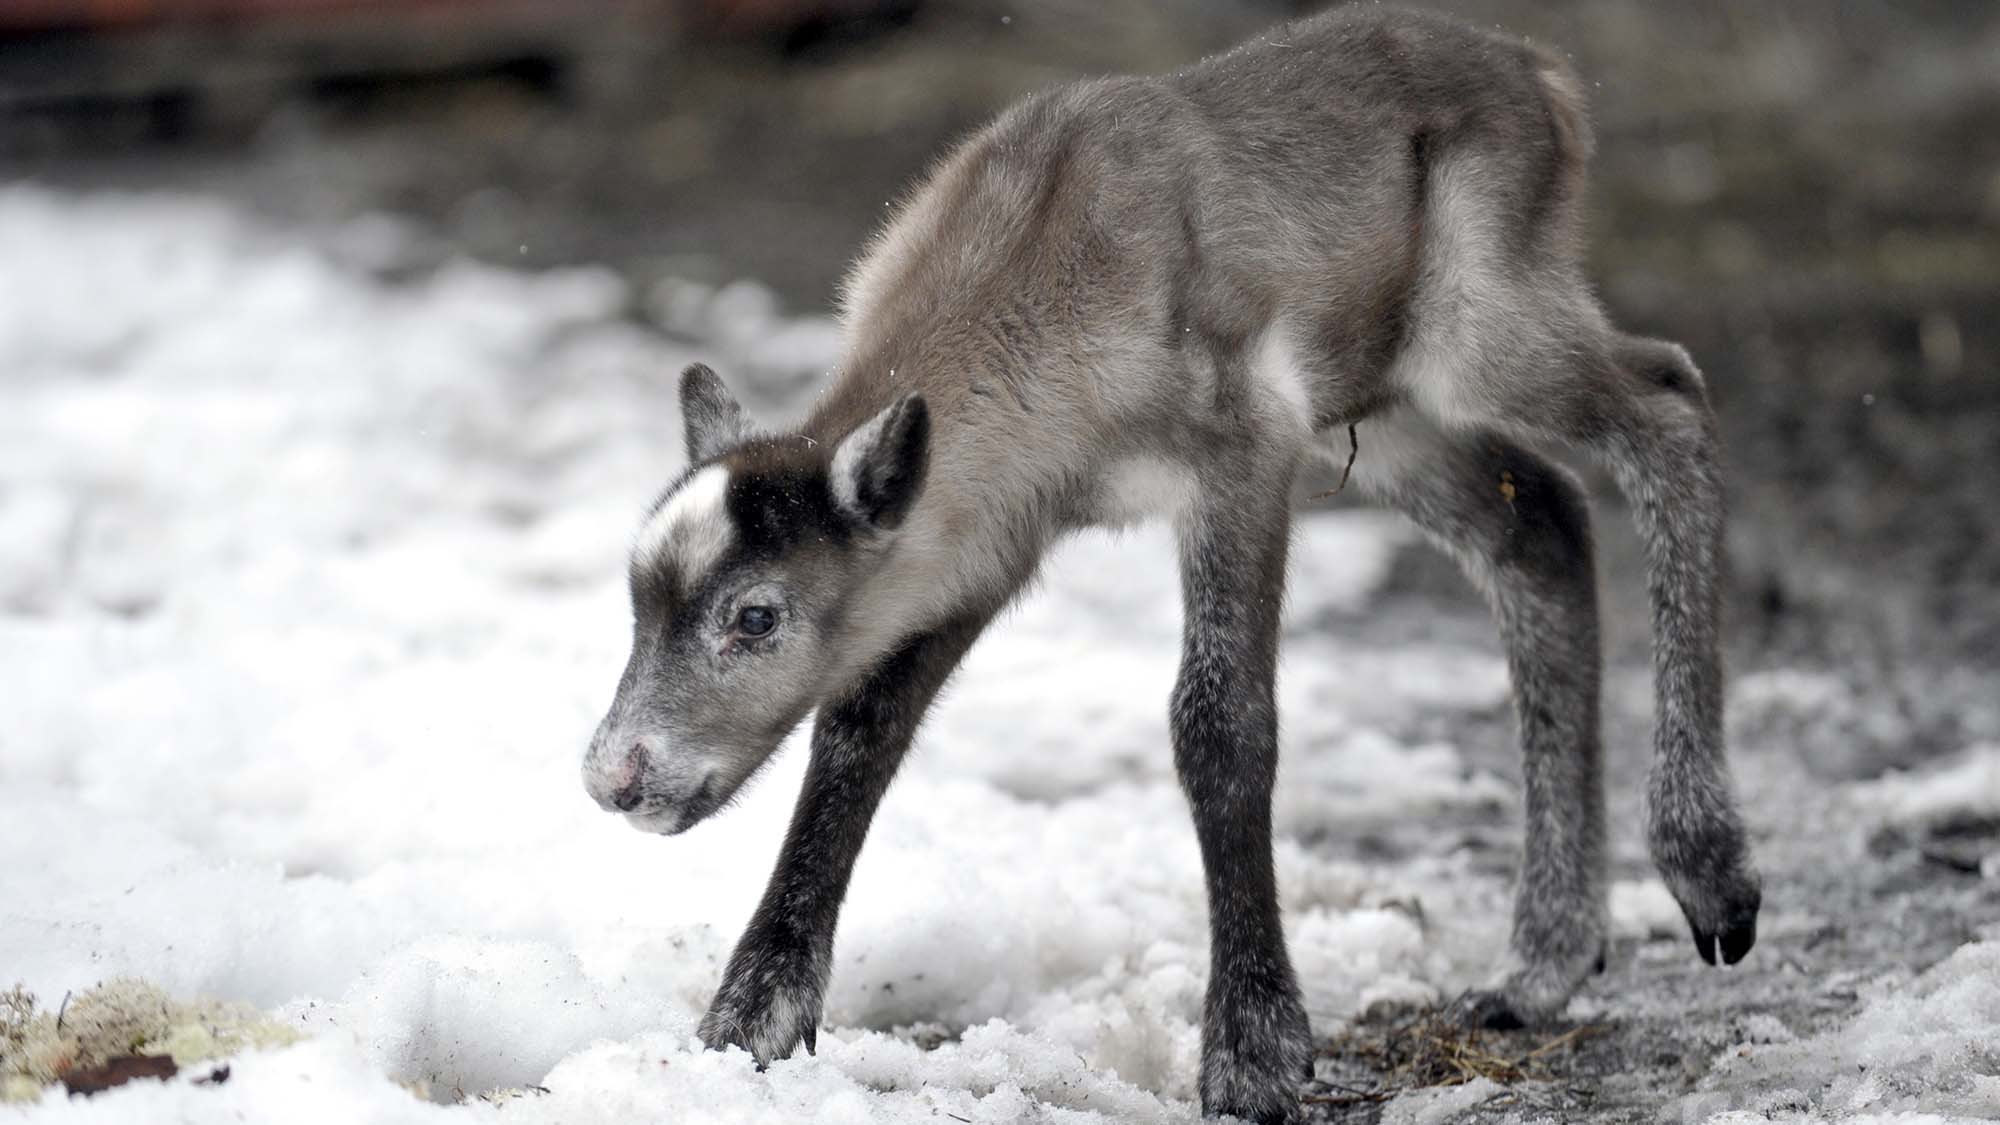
[2, 0, 1996, 768]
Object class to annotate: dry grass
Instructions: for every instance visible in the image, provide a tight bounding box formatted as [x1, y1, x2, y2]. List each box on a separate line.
[1308, 1006, 1604, 1110]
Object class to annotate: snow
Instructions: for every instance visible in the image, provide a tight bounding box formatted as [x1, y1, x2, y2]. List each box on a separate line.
[1685, 935, 2000, 1121]
[1848, 744, 2000, 831]
[0, 185, 1500, 1119]
[1609, 878, 1686, 941]
[1, 185, 1993, 1121]
[1379, 1078, 1508, 1125]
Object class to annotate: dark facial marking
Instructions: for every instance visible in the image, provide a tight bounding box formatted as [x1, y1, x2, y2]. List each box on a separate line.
[723, 440, 856, 559]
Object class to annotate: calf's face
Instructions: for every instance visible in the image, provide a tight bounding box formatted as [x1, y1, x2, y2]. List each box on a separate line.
[582, 365, 929, 834]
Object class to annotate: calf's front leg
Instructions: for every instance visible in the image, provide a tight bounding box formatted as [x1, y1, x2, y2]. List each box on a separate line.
[698, 615, 988, 1063]
[1172, 479, 1312, 1123]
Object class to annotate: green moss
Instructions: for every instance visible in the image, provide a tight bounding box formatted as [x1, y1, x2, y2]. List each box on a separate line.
[0, 979, 304, 1102]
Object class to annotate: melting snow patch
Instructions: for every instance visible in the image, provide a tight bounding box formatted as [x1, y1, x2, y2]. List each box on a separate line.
[1846, 743, 2000, 877]
[1848, 744, 2000, 830]
[0, 187, 1478, 1121]
[1684, 938, 2000, 1121]
[1610, 878, 1686, 940]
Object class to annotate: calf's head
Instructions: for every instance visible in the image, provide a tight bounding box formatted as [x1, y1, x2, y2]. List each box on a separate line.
[582, 364, 930, 834]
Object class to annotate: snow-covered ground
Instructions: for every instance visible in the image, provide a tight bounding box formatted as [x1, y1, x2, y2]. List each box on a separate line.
[1, 187, 1995, 1122]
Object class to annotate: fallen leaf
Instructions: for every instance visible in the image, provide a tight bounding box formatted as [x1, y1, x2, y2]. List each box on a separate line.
[61, 1055, 178, 1096]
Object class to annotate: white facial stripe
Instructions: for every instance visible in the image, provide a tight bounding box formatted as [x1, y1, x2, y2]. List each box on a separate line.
[633, 464, 734, 587]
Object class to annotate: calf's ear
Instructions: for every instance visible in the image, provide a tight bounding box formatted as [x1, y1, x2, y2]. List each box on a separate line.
[680, 363, 747, 463]
[830, 394, 930, 532]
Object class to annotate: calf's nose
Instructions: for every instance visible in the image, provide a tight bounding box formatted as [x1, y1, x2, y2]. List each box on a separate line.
[610, 744, 649, 812]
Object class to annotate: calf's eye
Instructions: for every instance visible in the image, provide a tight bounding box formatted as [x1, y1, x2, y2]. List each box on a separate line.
[736, 605, 778, 637]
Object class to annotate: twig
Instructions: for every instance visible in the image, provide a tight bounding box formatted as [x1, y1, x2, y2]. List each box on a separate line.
[1302, 1087, 1393, 1107]
[55, 990, 72, 1034]
[1310, 424, 1360, 500]
[1304, 1080, 1392, 1104]
[1516, 1023, 1602, 1063]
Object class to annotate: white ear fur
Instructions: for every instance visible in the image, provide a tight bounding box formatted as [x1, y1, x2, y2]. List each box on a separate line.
[829, 410, 884, 517]
[830, 394, 930, 531]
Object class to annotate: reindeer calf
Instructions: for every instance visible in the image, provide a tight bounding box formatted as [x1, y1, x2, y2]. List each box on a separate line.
[582, 7, 1761, 1119]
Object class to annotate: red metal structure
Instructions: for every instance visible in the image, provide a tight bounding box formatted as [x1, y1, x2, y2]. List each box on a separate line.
[0, 0, 681, 114]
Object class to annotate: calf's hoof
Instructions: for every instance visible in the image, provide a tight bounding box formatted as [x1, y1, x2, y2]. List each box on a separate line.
[1683, 882, 1760, 966]
[1456, 937, 1606, 1030]
[697, 962, 823, 1068]
[1650, 795, 1763, 968]
[1658, 846, 1762, 967]
[1199, 978, 1312, 1122]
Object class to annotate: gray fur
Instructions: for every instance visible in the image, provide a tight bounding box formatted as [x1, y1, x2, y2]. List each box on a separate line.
[1355, 410, 1611, 1024]
[680, 362, 747, 463]
[585, 6, 1759, 1119]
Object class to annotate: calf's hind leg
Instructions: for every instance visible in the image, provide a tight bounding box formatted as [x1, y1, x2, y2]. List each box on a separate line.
[1172, 471, 1312, 1123]
[1491, 332, 1761, 967]
[1588, 336, 1759, 964]
[1355, 412, 1608, 1027]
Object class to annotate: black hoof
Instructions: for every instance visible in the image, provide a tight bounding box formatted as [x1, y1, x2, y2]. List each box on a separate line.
[1719, 911, 1758, 964]
[1684, 894, 1760, 967]
[1459, 991, 1526, 1031]
[1689, 918, 1717, 966]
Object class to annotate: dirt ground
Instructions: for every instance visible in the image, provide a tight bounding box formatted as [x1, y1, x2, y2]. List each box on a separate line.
[6, 1, 1995, 1118]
